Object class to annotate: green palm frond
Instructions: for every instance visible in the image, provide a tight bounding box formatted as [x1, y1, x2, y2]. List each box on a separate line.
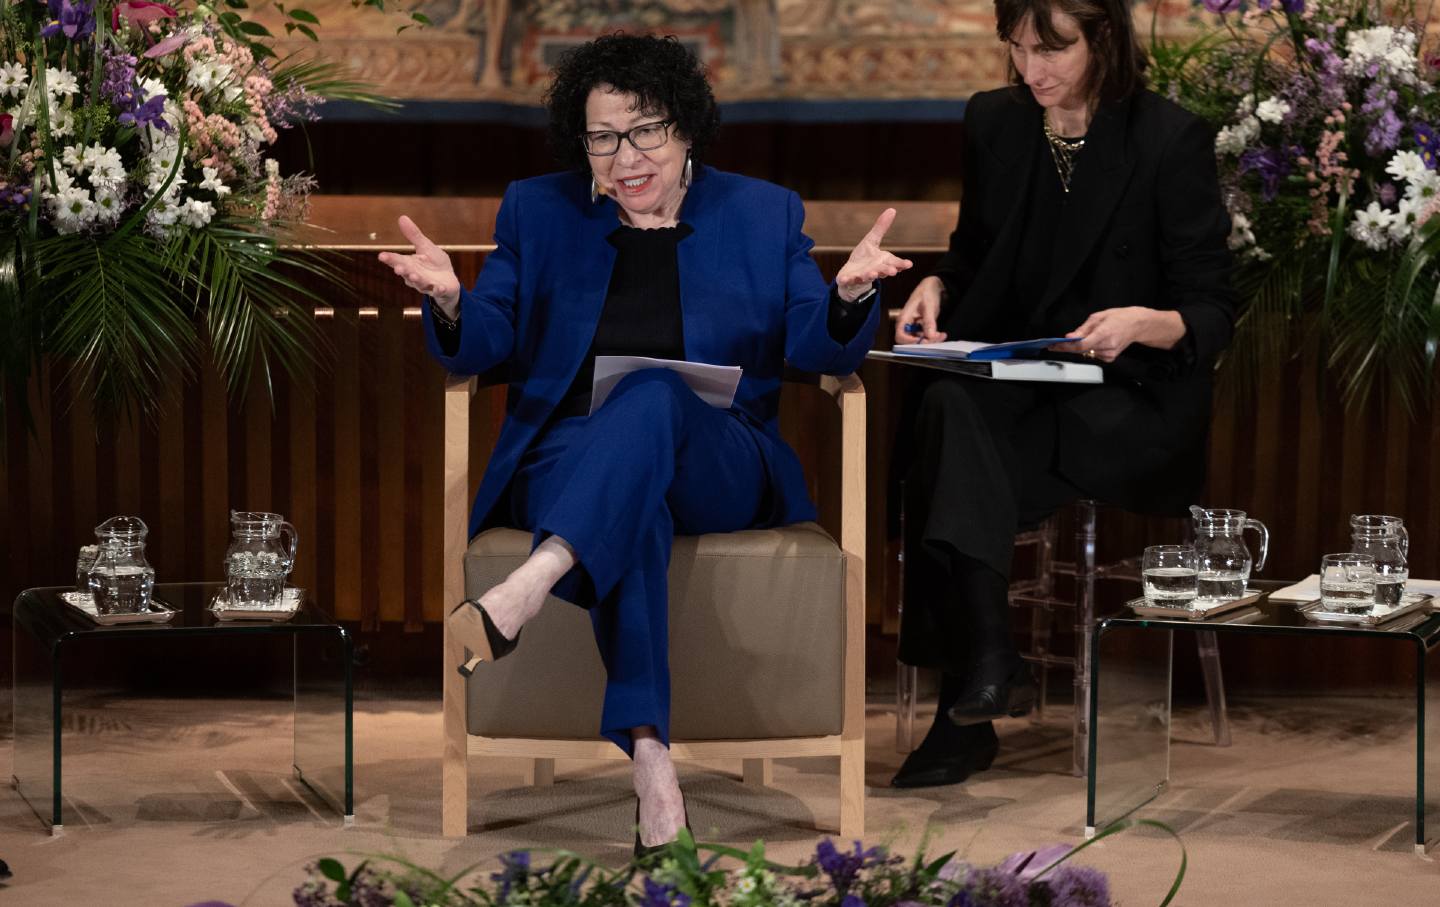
[33, 229, 197, 422]
[171, 216, 339, 403]
[271, 55, 399, 110]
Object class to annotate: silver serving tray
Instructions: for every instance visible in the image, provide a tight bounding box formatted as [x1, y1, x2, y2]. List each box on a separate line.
[208, 587, 303, 622]
[1129, 589, 1263, 621]
[60, 591, 177, 626]
[1297, 592, 1433, 626]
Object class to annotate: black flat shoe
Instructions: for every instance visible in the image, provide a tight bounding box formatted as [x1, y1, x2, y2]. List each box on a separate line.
[451, 599, 520, 676]
[890, 729, 999, 789]
[946, 663, 1037, 726]
[633, 798, 691, 860]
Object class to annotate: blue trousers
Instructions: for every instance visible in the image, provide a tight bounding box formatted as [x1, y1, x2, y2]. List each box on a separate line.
[508, 369, 770, 755]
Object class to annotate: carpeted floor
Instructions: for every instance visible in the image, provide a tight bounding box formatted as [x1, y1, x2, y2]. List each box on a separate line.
[1, 693, 1436, 905]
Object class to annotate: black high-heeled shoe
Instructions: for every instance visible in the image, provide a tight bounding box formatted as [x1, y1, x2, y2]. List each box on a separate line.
[451, 599, 520, 677]
[633, 797, 691, 860]
[946, 662, 1037, 726]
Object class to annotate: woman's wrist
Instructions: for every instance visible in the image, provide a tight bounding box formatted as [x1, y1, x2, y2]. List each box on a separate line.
[1144, 308, 1187, 350]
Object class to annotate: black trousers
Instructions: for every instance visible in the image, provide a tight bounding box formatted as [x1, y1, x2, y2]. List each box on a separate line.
[897, 376, 1086, 675]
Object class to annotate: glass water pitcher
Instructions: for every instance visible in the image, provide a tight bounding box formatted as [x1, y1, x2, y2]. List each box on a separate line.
[1189, 506, 1269, 603]
[224, 511, 298, 609]
[1350, 514, 1408, 606]
[87, 515, 156, 614]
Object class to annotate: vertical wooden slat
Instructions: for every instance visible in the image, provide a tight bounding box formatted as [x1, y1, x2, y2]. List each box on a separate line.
[314, 309, 339, 617]
[289, 363, 319, 600]
[402, 306, 427, 631]
[376, 305, 406, 624]
[244, 370, 273, 510]
[201, 360, 231, 586]
[153, 380, 187, 582]
[356, 306, 381, 629]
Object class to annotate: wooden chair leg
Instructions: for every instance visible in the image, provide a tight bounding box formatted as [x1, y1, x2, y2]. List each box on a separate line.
[525, 758, 556, 787]
[442, 613, 470, 837]
[742, 758, 772, 787]
[839, 735, 865, 839]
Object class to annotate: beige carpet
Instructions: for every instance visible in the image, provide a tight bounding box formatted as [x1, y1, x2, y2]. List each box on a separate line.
[1, 694, 1436, 905]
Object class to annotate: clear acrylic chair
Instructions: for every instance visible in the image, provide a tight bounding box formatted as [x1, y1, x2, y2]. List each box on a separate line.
[895, 499, 1232, 777]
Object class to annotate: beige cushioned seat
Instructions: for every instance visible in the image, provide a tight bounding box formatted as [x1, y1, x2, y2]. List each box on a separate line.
[463, 522, 845, 740]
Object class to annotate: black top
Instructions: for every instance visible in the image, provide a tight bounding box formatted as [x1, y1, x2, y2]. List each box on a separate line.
[554, 223, 693, 417]
[1005, 127, 1093, 342]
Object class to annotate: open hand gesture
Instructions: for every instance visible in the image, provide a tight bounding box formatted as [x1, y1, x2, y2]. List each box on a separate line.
[377, 216, 462, 317]
[836, 207, 913, 303]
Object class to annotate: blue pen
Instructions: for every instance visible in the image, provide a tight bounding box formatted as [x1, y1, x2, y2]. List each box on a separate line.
[903, 322, 924, 335]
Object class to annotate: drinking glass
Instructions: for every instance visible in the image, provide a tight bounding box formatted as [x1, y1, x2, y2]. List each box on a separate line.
[1319, 553, 1377, 613]
[1143, 545, 1198, 608]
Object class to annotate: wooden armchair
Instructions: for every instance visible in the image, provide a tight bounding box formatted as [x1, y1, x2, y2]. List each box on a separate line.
[441, 373, 867, 839]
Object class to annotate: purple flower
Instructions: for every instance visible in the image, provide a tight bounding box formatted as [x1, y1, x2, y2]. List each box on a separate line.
[40, 0, 95, 40]
[120, 91, 169, 131]
[815, 839, 886, 894]
[1280, 0, 1305, 11]
[489, 850, 529, 901]
[1240, 146, 1297, 201]
[1415, 123, 1440, 170]
[958, 867, 1030, 907]
[996, 844, 1072, 883]
[641, 879, 691, 907]
[841, 896, 865, 907]
[1043, 864, 1111, 906]
[1202, 0, 1241, 12]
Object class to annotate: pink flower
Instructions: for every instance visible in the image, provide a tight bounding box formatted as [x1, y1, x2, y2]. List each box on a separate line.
[142, 30, 190, 58]
[112, 0, 177, 31]
[0, 113, 12, 148]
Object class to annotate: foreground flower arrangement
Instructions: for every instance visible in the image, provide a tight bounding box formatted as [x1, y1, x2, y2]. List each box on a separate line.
[0, 0, 406, 421]
[1150, 0, 1440, 406]
[192, 822, 1184, 907]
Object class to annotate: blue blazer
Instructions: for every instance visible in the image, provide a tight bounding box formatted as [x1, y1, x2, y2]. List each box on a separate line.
[423, 165, 880, 539]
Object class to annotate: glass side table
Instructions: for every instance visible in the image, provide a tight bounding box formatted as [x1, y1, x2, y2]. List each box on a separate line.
[11, 584, 353, 835]
[1086, 586, 1440, 856]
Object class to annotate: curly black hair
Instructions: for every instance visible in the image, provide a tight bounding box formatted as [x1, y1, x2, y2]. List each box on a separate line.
[544, 33, 720, 171]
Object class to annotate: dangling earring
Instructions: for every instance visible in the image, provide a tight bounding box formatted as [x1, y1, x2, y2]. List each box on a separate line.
[590, 176, 606, 204]
[681, 151, 693, 189]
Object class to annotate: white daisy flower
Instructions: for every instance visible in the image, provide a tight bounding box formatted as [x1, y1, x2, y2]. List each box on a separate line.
[1255, 97, 1291, 125]
[1386, 150, 1428, 183]
[0, 61, 28, 97]
[44, 67, 79, 97]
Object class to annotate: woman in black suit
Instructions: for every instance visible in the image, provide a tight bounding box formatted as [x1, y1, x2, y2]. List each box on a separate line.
[890, 0, 1237, 788]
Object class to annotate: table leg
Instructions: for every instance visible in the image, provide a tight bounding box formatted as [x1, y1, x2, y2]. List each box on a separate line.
[1087, 622, 1173, 836]
[292, 626, 354, 825]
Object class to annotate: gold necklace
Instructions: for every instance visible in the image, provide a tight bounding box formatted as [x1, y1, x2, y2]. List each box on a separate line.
[1042, 115, 1086, 193]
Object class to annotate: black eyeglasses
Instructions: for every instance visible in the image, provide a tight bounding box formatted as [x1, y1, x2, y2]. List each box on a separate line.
[581, 119, 675, 156]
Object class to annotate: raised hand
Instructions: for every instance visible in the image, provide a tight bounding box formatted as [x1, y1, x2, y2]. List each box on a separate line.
[894, 275, 948, 344]
[377, 216, 463, 317]
[836, 207, 913, 303]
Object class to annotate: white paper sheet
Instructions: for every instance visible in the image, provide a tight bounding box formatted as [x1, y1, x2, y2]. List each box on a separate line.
[589, 356, 742, 416]
[1268, 574, 1440, 602]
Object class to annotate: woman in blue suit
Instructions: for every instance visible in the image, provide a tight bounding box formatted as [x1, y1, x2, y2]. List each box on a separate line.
[379, 33, 909, 852]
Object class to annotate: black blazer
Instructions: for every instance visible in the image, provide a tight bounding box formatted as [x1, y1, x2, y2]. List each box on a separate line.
[930, 87, 1238, 514]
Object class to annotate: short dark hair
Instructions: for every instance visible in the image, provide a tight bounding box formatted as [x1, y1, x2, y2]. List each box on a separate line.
[544, 33, 720, 171]
[993, 0, 1147, 103]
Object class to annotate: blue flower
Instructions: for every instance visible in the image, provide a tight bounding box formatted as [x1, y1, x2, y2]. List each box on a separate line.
[40, 0, 95, 40]
[489, 850, 530, 901]
[640, 878, 691, 907]
[814, 839, 886, 894]
[1415, 123, 1439, 170]
[1240, 146, 1298, 202]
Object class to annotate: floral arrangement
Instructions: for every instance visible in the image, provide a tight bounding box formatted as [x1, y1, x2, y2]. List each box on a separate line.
[0, 0, 418, 422]
[188, 823, 1184, 907]
[1149, 0, 1440, 406]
